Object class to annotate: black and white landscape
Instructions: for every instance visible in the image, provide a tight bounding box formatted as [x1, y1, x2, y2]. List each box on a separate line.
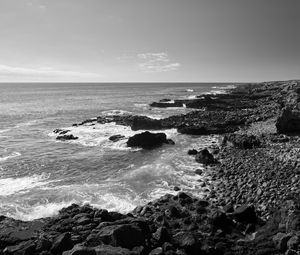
[0, 1, 299, 255]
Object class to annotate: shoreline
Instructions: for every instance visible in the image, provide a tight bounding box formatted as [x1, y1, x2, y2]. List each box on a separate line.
[1, 80, 300, 254]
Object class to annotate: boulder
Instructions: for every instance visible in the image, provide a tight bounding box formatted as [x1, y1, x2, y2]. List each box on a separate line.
[276, 107, 300, 134]
[172, 232, 201, 254]
[3, 240, 36, 255]
[231, 205, 257, 224]
[127, 131, 171, 149]
[187, 149, 198, 155]
[222, 134, 261, 149]
[109, 135, 125, 142]
[195, 149, 215, 165]
[272, 232, 293, 252]
[94, 245, 136, 255]
[96, 224, 145, 249]
[62, 244, 96, 255]
[51, 232, 74, 254]
[56, 134, 78, 141]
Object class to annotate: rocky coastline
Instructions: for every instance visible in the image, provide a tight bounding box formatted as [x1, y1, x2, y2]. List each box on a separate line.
[1, 80, 300, 254]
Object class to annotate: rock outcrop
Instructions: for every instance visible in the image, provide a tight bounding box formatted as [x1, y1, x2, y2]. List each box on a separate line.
[126, 131, 174, 149]
[276, 107, 300, 134]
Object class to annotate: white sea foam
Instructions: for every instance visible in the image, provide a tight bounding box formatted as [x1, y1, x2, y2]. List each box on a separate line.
[101, 110, 133, 116]
[212, 85, 236, 90]
[186, 89, 194, 92]
[0, 173, 50, 196]
[0, 151, 21, 162]
[51, 122, 177, 150]
[10, 200, 77, 221]
[0, 128, 11, 134]
[187, 95, 197, 99]
[134, 103, 149, 108]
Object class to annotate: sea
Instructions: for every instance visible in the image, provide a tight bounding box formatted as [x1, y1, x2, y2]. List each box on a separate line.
[0, 82, 234, 221]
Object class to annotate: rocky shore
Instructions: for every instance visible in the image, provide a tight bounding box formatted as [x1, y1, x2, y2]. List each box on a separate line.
[1, 80, 300, 254]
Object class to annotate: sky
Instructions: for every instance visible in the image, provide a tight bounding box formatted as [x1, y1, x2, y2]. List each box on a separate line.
[0, 0, 299, 82]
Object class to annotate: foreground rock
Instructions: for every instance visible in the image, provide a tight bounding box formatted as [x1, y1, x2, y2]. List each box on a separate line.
[1, 193, 298, 255]
[276, 107, 300, 134]
[126, 131, 174, 149]
[195, 149, 216, 165]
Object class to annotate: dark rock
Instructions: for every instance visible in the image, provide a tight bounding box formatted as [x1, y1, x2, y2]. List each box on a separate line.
[109, 135, 126, 142]
[166, 139, 175, 145]
[194, 169, 203, 175]
[150, 101, 183, 108]
[232, 205, 257, 224]
[287, 235, 300, 250]
[62, 244, 96, 255]
[3, 240, 36, 255]
[56, 134, 79, 141]
[173, 186, 180, 191]
[272, 232, 293, 252]
[126, 131, 169, 149]
[222, 134, 261, 149]
[172, 232, 201, 255]
[276, 107, 300, 134]
[36, 238, 52, 252]
[210, 210, 232, 231]
[187, 149, 198, 155]
[223, 203, 234, 213]
[130, 116, 162, 131]
[153, 227, 169, 243]
[96, 223, 145, 249]
[51, 232, 74, 254]
[195, 149, 215, 165]
[94, 244, 136, 255]
[177, 126, 208, 135]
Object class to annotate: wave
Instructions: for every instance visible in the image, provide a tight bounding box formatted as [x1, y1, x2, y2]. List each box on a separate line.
[0, 151, 21, 162]
[51, 122, 178, 150]
[0, 173, 51, 196]
[7, 200, 77, 221]
[101, 110, 133, 116]
[186, 89, 194, 92]
[212, 85, 236, 90]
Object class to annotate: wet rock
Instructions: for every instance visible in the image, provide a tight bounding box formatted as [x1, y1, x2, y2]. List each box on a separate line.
[130, 116, 162, 131]
[56, 134, 79, 141]
[3, 240, 36, 255]
[127, 131, 170, 149]
[177, 126, 208, 135]
[195, 149, 215, 165]
[232, 205, 257, 224]
[153, 227, 169, 244]
[109, 135, 125, 142]
[51, 232, 74, 254]
[172, 232, 201, 254]
[62, 244, 96, 255]
[173, 186, 180, 191]
[187, 149, 198, 155]
[96, 223, 146, 249]
[94, 244, 136, 255]
[272, 232, 293, 252]
[287, 235, 300, 250]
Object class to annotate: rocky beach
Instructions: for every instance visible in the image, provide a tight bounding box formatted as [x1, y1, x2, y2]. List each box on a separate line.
[1, 80, 300, 255]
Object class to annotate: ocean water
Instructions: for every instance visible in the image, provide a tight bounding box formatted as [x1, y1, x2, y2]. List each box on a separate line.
[0, 83, 232, 220]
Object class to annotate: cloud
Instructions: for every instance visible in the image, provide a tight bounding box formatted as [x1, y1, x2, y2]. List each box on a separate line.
[0, 65, 102, 80]
[137, 53, 181, 73]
